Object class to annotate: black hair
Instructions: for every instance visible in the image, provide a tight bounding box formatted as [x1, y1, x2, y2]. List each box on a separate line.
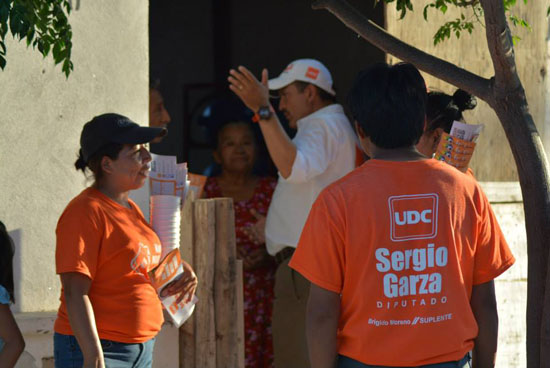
[74, 143, 125, 182]
[294, 81, 337, 104]
[214, 120, 256, 150]
[426, 89, 477, 133]
[348, 62, 427, 149]
[0, 221, 15, 303]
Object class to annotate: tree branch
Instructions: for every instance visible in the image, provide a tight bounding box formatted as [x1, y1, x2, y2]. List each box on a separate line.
[479, 0, 521, 93]
[312, 0, 492, 102]
[457, 0, 479, 7]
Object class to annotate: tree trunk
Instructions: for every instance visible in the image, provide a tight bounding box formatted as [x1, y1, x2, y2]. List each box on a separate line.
[489, 88, 550, 368]
[479, 1, 550, 365]
[311, 0, 550, 366]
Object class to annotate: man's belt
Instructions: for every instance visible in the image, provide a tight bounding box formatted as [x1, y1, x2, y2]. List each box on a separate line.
[274, 247, 295, 265]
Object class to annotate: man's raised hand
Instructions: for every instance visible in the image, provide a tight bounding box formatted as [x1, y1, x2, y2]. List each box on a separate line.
[228, 66, 270, 112]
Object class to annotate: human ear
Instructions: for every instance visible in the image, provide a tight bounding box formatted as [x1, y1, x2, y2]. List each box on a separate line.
[101, 156, 114, 174]
[306, 84, 316, 103]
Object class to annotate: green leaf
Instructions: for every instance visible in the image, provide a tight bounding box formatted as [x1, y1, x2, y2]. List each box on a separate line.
[62, 58, 73, 78]
[512, 35, 521, 45]
[37, 38, 50, 56]
[0, 54, 5, 69]
[423, 3, 436, 21]
[0, 3, 9, 25]
[52, 40, 62, 61]
[25, 27, 34, 46]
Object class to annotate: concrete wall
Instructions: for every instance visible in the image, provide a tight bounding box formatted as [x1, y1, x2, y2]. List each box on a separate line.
[386, 1, 549, 181]
[0, 0, 149, 313]
[479, 183, 527, 368]
[0, 0, 153, 365]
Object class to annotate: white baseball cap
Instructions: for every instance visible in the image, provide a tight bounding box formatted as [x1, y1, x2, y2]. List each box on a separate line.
[268, 59, 336, 96]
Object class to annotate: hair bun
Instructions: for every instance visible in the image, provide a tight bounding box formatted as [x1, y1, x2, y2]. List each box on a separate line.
[74, 149, 88, 172]
[452, 89, 477, 112]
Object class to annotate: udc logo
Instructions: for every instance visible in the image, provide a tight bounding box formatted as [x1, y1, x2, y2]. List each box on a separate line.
[388, 194, 439, 242]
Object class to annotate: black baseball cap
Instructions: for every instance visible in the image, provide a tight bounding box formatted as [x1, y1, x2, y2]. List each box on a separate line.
[80, 113, 166, 162]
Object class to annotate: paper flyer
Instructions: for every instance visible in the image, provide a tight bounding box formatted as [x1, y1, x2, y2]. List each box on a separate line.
[148, 248, 197, 327]
[188, 173, 207, 199]
[433, 121, 483, 172]
[149, 154, 178, 196]
[150, 154, 190, 201]
[449, 120, 483, 142]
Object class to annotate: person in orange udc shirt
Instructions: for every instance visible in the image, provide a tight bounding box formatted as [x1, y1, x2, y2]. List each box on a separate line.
[54, 114, 197, 368]
[289, 63, 515, 368]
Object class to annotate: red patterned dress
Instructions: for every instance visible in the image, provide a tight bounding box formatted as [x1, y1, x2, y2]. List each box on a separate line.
[204, 176, 277, 368]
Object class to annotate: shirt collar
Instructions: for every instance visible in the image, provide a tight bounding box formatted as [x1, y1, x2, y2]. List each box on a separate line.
[297, 104, 344, 128]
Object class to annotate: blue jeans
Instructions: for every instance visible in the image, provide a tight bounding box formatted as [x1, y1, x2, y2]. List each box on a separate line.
[337, 353, 471, 368]
[54, 332, 155, 368]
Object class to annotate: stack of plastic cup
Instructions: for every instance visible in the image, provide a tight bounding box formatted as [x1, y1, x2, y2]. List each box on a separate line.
[150, 195, 182, 259]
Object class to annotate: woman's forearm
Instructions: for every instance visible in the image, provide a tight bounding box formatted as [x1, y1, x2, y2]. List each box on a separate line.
[0, 340, 25, 368]
[64, 292, 104, 367]
[0, 305, 25, 368]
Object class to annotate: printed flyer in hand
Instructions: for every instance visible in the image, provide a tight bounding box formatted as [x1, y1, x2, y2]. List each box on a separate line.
[148, 248, 197, 327]
[433, 121, 483, 172]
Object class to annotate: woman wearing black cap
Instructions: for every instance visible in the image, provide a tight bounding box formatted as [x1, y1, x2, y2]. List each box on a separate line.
[53, 113, 197, 368]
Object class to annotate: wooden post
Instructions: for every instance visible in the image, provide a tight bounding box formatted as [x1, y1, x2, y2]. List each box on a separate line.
[179, 191, 195, 368]
[214, 198, 239, 368]
[193, 199, 217, 368]
[178, 195, 244, 368]
[235, 259, 245, 368]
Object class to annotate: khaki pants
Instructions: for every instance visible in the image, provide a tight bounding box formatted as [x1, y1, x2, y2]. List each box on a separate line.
[272, 257, 311, 368]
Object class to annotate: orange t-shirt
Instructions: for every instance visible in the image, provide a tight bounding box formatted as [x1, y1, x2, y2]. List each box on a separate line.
[289, 159, 515, 366]
[54, 188, 163, 343]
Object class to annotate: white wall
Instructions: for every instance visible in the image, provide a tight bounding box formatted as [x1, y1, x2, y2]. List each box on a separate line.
[480, 182, 527, 368]
[0, 0, 149, 313]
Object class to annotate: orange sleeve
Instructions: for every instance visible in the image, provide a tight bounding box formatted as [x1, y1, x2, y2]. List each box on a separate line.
[289, 189, 346, 293]
[55, 201, 103, 279]
[472, 189, 515, 285]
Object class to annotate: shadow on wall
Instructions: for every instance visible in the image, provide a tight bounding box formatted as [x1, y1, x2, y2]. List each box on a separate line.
[10, 229, 22, 314]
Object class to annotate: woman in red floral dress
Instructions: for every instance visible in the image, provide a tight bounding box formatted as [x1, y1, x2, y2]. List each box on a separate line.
[204, 120, 277, 368]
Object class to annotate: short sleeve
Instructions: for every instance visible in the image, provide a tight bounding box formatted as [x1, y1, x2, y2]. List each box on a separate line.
[289, 189, 346, 293]
[284, 120, 336, 184]
[55, 201, 103, 279]
[0, 285, 10, 304]
[472, 190, 515, 285]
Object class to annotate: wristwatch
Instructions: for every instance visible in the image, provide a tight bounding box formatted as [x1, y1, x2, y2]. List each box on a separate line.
[252, 105, 274, 123]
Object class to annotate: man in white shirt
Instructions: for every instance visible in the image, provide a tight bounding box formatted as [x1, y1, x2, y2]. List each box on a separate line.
[229, 59, 358, 367]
